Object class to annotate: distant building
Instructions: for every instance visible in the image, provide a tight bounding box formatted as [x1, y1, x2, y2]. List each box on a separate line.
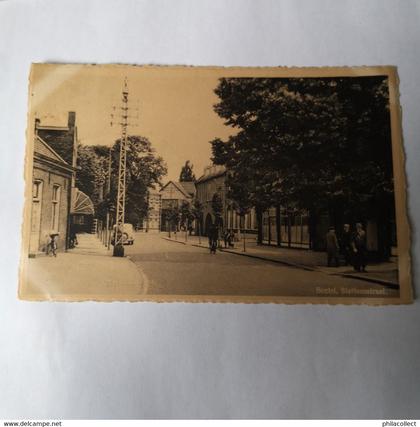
[29, 135, 74, 256]
[195, 164, 310, 248]
[143, 189, 162, 232]
[195, 165, 256, 237]
[159, 181, 196, 231]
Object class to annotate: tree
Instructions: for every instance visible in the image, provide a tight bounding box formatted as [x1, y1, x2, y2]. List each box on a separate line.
[192, 198, 204, 244]
[179, 160, 196, 182]
[179, 200, 194, 241]
[211, 192, 223, 227]
[109, 135, 167, 227]
[76, 144, 108, 209]
[163, 204, 180, 238]
[76, 136, 167, 234]
[211, 76, 394, 258]
[227, 176, 253, 252]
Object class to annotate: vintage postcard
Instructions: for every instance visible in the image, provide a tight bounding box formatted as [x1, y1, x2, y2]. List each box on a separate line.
[19, 64, 412, 304]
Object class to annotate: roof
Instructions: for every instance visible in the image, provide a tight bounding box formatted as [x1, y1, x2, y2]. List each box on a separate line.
[36, 125, 69, 132]
[178, 181, 196, 196]
[34, 135, 69, 165]
[196, 165, 226, 184]
[160, 181, 195, 199]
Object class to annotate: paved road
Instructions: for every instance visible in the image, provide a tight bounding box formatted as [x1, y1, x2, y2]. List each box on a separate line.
[126, 233, 398, 298]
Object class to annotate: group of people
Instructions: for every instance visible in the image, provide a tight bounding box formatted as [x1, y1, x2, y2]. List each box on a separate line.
[325, 223, 367, 271]
[207, 226, 236, 254]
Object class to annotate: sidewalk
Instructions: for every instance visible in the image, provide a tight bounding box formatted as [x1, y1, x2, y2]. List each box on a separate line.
[20, 233, 145, 301]
[163, 233, 399, 287]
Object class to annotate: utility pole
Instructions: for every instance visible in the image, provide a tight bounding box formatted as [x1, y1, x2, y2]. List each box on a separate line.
[113, 78, 129, 257]
[105, 145, 112, 249]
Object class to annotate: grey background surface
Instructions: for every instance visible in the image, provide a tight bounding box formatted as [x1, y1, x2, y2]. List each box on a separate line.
[0, 0, 419, 419]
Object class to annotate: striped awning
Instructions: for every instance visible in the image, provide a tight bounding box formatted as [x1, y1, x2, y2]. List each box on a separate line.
[71, 188, 94, 215]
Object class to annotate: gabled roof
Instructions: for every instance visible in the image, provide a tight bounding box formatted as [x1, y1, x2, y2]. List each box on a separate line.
[34, 135, 69, 165]
[160, 181, 193, 199]
[178, 181, 196, 196]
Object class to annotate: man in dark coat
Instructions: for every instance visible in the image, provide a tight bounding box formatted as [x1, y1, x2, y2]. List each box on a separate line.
[352, 223, 367, 272]
[208, 223, 219, 254]
[340, 223, 352, 266]
[326, 227, 340, 267]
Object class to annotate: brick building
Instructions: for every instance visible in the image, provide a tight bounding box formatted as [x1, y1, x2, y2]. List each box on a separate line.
[35, 112, 78, 183]
[29, 135, 74, 255]
[195, 165, 258, 236]
[29, 112, 94, 255]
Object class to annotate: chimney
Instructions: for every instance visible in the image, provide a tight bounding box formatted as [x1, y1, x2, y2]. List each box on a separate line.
[34, 118, 40, 134]
[68, 111, 76, 129]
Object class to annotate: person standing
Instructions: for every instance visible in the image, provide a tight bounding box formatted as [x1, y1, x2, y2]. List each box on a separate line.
[326, 227, 340, 267]
[208, 223, 218, 254]
[223, 229, 230, 248]
[47, 232, 59, 257]
[352, 223, 367, 272]
[340, 223, 353, 266]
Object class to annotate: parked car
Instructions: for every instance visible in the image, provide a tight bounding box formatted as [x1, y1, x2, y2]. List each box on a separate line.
[111, 223, 135, 245]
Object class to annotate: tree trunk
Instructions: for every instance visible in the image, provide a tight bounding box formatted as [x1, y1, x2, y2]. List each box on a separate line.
[275, 205, 281, 247]
[256, 206, 263, 245]
[308, 209, 317, 250]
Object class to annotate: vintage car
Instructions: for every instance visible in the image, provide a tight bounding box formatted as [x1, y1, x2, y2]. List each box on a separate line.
[111, 223, 135, 245]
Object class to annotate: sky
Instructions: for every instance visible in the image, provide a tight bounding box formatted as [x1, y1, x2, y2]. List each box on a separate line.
[29, 64, 235, 182]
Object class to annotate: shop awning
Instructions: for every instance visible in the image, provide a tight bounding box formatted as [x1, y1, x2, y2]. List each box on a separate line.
[71, 188, 94, 215]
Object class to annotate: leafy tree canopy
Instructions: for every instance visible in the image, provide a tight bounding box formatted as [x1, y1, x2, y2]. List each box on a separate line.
[211, 76, 393, 218]
[76, 135, 167, 224]
[179, 160, 196, 182]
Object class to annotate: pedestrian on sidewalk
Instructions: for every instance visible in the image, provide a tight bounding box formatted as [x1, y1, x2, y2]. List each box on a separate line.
[326, 227, 340, 267]
[223, 229, 231, 248]
[69, 230, 78, 249]
[352, 222, 367, 272]
[340, 223, 353, 266]
[230, 229, 235, 247]
[208, 223, 218, 254]
[46, 232, 59, 257]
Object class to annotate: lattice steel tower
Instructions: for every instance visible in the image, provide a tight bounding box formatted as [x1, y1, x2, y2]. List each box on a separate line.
[113, 78, 129, 257]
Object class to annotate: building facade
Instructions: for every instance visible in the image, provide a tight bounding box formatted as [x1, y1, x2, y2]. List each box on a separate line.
[29, 112, 95, 255]
[159, 181, 195, 231]
[35, 112, 78, 184]
[29, 135, 74, 255]
[195, 164, 311, 247]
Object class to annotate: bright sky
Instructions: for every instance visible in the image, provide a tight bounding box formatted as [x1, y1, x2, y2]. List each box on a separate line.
[29, 64, 235, 181]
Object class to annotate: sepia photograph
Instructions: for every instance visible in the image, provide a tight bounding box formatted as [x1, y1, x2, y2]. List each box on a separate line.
[19, 64, 412, 304]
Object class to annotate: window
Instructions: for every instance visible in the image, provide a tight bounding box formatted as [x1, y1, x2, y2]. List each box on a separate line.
[51, 184, 61, 231]
[33, 180, 42, 200]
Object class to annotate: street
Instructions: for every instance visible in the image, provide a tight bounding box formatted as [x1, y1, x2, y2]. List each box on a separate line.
[126, 232, 398, 298]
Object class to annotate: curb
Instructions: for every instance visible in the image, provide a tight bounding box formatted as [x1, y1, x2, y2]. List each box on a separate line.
[162, 236, 398, 287]
[336, 272, 399, 288]
[219, 247, 317, 272]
